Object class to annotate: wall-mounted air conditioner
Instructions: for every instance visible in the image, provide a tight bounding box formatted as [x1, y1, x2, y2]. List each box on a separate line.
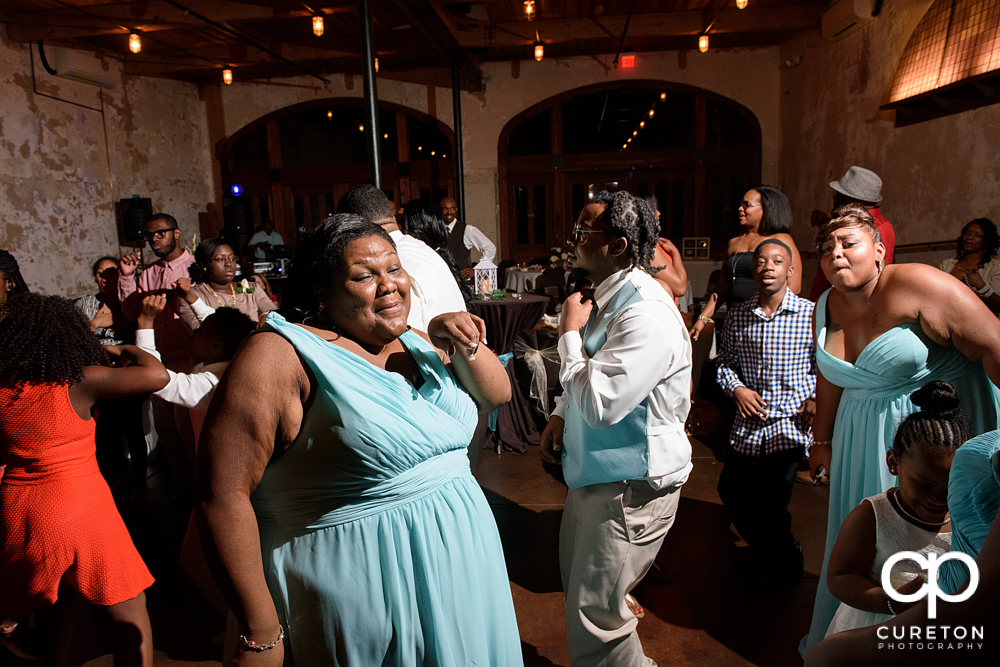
[49, 46, 118, 88]
[821, 0, 876, 41]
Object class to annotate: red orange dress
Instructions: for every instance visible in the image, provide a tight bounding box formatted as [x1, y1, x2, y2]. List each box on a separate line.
[0, 382, 153, 617]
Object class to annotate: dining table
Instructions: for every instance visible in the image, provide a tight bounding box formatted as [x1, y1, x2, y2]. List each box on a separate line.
[504, 266, 546, 293]
[469, 292, 550, 453]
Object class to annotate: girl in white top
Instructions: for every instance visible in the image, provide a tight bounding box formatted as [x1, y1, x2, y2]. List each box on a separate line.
[824, 381, 965, 638]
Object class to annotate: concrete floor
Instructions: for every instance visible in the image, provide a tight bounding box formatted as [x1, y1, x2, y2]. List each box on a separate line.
[1, 414, 829, 666]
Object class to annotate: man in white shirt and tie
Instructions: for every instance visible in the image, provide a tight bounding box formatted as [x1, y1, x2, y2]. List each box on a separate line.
[439, 196, 496, 279]
[541, 190, 692, 667]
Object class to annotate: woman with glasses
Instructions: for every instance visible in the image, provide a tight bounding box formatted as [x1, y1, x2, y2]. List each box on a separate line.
[689, 186, 802, 341]
[177, 238, 276, 331]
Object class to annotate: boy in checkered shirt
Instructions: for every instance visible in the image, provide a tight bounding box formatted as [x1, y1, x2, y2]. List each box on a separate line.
[716, 238, 816, 576]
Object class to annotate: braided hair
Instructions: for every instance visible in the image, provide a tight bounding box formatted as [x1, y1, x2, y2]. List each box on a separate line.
[1, 249, 30, 296]
[589, 190, 660, 273]
[892, 381, 968, 459]
[0, 293, 108, 387]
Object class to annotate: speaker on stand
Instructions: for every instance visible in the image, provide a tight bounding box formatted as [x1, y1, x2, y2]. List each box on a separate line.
[117, 197, 153, 244]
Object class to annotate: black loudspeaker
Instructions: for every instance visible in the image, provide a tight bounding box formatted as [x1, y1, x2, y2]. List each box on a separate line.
[223, 196, 252, 235]
[119, 197, 153, 242]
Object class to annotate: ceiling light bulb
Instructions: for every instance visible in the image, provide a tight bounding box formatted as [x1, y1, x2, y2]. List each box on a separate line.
[660, 92, 666, 101]
[222, 68, 233, 85]
[383, 133, 389, 139]
[313, 15, 325, 37]
[417, 145, 422, 151]
[648, 109, 655, 118]
[128, 32, 141, 54]
[639, 121, 645, 128]
[534, 42, 544, 62]
[632, 130, 638, 136]
[699, 34, 709, 53]
[622, 144, 627, 149]
[431, 150, 436, 156]
[627, 137, 632, 143]
[358, 124, 364, 132]
[327, 110, 333, 119]
[736, 0, 748, 8]
[524, 1, 535, 21]
[374, 57, 379, 73]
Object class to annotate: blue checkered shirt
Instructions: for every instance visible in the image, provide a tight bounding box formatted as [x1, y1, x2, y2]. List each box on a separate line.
[716, 289, 816, 456]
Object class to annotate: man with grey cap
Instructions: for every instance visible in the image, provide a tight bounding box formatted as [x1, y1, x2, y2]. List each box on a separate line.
[808, 166, 896, 301]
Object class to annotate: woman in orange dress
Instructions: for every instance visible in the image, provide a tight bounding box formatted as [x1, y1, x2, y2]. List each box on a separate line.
[0, 293, 169, 666]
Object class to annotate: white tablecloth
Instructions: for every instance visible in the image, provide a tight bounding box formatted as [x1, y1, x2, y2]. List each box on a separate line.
[505, 267, 545, 293]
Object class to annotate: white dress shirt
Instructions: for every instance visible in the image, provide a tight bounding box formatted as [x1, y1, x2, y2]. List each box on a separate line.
[553, 268, 693, 489]
[250, 230, 284, 259]
[136, 328, 223, 412]
[446, 220, 496, 264]
[388, 230, 468, 331]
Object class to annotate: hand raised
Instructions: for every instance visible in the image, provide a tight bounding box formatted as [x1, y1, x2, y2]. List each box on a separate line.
[428, 311, 487, 359]
[172, 277, 199, 304]
[141, 294, 167, 319]
[559, 292, 593, 336]
[120, 252, 141, 277]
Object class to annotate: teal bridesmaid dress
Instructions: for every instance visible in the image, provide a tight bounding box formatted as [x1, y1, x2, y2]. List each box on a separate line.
[802, 290, 1000, 655]
[252, 314, 522, 666]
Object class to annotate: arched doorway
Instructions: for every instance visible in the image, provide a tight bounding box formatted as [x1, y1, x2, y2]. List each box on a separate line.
[221, 99, 457, 240]
[498, 81, 761, 263]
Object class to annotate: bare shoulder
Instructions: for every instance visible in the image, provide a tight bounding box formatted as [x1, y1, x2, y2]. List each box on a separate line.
[726, 236, 741, 253]
[768, 232, 799, 248]
[226, 330, 305, 387]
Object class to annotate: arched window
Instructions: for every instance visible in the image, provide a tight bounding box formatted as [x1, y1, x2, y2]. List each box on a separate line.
[498, 82, 761, 264]
[222, 100, 456, 239]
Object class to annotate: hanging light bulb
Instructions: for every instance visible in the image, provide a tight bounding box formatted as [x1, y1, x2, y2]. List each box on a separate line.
[622, 143, 627, 149]
[383, 133, 389, 139]
[660, 92, 666, 101]
[639, 121, 645, 128]
[736, 0, 749, 8]
[699, 34, 709, 53]
[632, 130, 638, 136]
[222, 68, 233, 85]
[327, 110, 333, 119]
[648, 109, 655, 118]
[534, 42, 544, 62]
[627, 137, 632, 143]
[524, 1, 535, 21]
[358, 123, 364, 132]
[128, 32, 141, 54]
[313, 15, 325, 37]
[374, 57, 379, 73]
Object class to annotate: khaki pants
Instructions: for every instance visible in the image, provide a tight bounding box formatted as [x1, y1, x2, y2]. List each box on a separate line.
[560, 479, 682, 667]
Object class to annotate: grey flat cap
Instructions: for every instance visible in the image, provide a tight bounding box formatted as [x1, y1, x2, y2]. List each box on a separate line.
[830, 166, 883, 203]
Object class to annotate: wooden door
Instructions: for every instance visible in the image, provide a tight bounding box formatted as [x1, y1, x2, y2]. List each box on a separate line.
[508, 175, 554, 264]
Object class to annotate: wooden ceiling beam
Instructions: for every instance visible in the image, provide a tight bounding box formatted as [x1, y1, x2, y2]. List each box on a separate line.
[388, 0, 482, 91]
[455, 6, 825, 47]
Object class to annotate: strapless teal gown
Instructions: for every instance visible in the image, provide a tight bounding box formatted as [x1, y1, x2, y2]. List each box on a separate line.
[253, 314, 522, 666]
[802, 291, 1000, 655]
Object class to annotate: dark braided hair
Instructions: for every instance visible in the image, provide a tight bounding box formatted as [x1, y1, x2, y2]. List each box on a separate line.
[892, 381, 968, 459]
[401, 200, 474, 307]
[1, 249, 30, 296]
[590, 190, 659, 273]
[0, 293, 108, 387]
[280, 214, 396, 321]
[956, 218, 998, 266]
[200, 307, 255, 360]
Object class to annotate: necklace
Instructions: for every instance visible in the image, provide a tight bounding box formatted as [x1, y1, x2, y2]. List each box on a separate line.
[892, 489, 950, 527]
[739, 232, 760, 254]
[207, 283, 237, 308]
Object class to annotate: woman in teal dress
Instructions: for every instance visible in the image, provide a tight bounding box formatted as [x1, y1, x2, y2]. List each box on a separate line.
[801, 205, 1000, 656]
[195, 215, 521, 665]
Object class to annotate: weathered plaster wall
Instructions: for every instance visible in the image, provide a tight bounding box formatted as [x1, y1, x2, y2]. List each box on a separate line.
[0, 30, 214, 296]
[214, 46, 783, 257]
[779, 0, 1000, 285]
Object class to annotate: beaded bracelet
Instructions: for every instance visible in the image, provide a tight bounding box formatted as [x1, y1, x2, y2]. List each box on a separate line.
[238, 624, 284, 653]
[698, 314, 712, 324]
[886, 599, 898, 616]
[812, 440, 833, 447]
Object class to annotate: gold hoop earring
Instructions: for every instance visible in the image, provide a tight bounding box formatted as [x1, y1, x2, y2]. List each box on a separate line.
[876, 259, 883, 274]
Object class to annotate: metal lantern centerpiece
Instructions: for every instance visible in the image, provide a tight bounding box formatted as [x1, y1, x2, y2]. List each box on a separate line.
[474, 258, 498, 298]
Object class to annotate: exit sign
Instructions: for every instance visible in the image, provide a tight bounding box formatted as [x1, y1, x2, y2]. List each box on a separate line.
[619, 54, 636, 68]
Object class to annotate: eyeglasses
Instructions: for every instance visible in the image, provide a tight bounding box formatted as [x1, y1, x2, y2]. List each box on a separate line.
[739, 201, 760, 210]
[570, 224, 606, 244]
[143, 228, 176, 241]
[210, 255, 238, 265]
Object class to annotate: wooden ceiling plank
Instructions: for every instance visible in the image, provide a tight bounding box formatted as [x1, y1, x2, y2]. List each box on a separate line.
[388, 0, 483, 91]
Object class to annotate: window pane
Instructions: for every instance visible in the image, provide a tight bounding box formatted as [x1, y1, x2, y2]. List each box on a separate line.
[533, 185, 547, 244]
[281, 108, 368, 166]
[409, 117, 453, 161]
[561, 88, 695, 154]
[508, 109, 551, 156]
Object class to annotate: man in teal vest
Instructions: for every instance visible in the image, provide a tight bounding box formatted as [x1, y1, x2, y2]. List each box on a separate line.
[541, 190, 693, 666]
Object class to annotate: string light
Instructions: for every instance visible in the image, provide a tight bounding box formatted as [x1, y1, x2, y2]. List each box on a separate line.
[128, 32, 141, 54]
[699, 35, 709, 53]
[374, 57, 379, 73]
[222, 68, 233, 85]
[534, 42, 544, 62]
[660, 92, 666, 101]
[639, 121, 645, 128]
[632, 130, 638, 136]
[313, 15, 324, 37]
[648, 109, 655, 118]
[524, 1, 535, 21]
[358, 124, 364, 132]
[327, 110, 333, 119]
[383, 133, 389, 139]
[736, 0, 749, 8]
[431, 150, 436, 156]
[417, 146, 422, 151]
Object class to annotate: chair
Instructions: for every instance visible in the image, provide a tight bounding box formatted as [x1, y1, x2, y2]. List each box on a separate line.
[534, 267, 567, 314]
